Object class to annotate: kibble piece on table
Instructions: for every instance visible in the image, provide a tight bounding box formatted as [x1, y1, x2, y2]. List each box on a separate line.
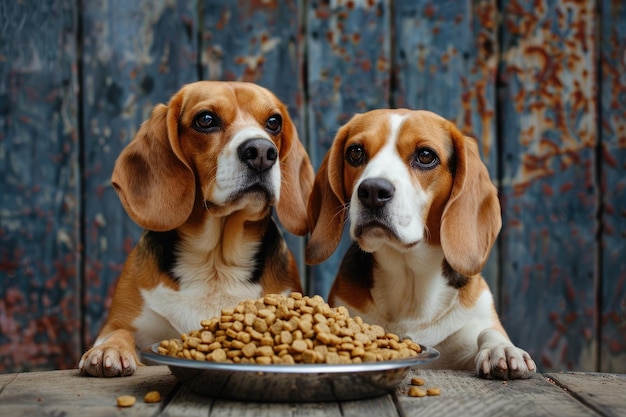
[408, 387, 427, 397]
[116, 395, 136, 407]
[144, 391, 161, 403]
[410, 377, 425, 386]
[407, 375, 441, 398]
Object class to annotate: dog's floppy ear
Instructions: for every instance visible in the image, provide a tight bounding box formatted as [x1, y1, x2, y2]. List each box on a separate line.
[305, 124, 349, 265]
[440, 124, 502, 276]
[275, 113, 314, 236]
[111, 91, 195, 231]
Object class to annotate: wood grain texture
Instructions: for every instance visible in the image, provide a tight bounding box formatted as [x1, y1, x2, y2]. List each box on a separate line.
[306, 0, 391, 298]
[340, 395, 399, 417]
[161, 383, 215, 417]
[0, 366, 176, 416]
[158, 376, 400, 417]
[0, 373, 17, 391]
[81, 0, 198, 348]
[162, 382, 342, 417]
[210, 400, 342, 417]
[3, 367, 626, 416]
[498, 0, 599, 372]
[396, 369, 600, 417]
[545, 372, 626, 417]
[598, 0, 626, 374]
[0, 0, 81, 372]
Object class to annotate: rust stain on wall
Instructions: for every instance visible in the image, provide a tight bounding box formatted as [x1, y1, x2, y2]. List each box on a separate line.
[503, 0, 596, 195]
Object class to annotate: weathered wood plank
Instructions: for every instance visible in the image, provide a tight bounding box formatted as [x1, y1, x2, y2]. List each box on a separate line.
[211, 400, 341, 417]
[392, 0, 501, 298]
[498, 0, 599, 371]
[200, 0, 301, 94]
[396, 370, 600, 417]
[598, 0, 626, 374]
[4, 368, 626, 416]
[0, 366, 177, 417]
[545, 372, 626, 417]
[162, 383, 399, 417]
[393, 0, 498, 160]
[0, 373, 17, 391]
[340, 395, 399, 417]
[160, 383, 215, 417]
[162, 383, 340, 417]
[81, 0, 199, 348]
[0, 0, 81, 372]
[199, 0, 307, 285]
[306, 0, 391, 298]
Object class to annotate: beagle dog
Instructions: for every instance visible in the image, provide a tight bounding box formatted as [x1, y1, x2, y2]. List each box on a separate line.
[80, 81, 314, 377]
[306, 109, 536, 379]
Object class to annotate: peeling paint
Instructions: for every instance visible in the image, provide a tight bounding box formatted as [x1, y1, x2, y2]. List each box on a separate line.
[499, 0, 600, 372]
[80, 0, 198, 353]
[599, 0, 626, 372]
[1, 0, 624, 375]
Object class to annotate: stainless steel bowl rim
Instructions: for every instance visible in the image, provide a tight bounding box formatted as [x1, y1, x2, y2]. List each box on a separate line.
[141, 343, 439, 374]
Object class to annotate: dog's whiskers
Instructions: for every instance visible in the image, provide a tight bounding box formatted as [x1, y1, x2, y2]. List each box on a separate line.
[330, 203, 349, 226]
[423, 225, 431, 241]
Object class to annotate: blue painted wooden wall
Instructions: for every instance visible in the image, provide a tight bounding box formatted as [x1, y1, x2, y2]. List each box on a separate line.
[0, 0, 624, 374]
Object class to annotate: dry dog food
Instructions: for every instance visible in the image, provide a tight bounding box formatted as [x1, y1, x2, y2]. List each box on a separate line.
[410, 377, 425, 386]
[143, 391, 161, 403]
[158, 292, 422, 365]
[408, 386, 427, 397]
[407, 375, 441, 398]
[116, 395, 136, 407]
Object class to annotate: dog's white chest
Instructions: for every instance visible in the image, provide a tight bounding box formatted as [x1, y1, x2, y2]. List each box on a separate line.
[133, 281, 263, 348]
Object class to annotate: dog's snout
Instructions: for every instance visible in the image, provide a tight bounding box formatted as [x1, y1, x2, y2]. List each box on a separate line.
[238, 138, 278, 172]
[358, 178, 395, 209]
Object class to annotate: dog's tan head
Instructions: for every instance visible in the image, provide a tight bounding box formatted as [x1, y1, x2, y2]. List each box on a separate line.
[306, 109, 501, 276]
[112, 81, 313, 235]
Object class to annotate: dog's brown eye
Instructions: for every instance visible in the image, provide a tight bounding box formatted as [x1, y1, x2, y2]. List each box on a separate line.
[265, 115, 282, 134]
[346, 144, 365, 166]
[193, 111, 219, 132]
[414, 148, 439, 169]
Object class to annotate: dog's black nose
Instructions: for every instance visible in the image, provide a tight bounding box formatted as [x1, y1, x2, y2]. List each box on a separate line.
[238, 138, 278, 172]
[358, 178, 395, 208]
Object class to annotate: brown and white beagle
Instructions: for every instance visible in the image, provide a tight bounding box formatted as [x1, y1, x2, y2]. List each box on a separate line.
[80, 81, 314, 377]
[306, 109, 536, 379]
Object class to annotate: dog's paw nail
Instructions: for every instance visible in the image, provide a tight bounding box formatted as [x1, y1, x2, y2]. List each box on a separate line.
[481, 361, 491, 376]
[510, 357, 518, 370]
[104, 356, 112, 369]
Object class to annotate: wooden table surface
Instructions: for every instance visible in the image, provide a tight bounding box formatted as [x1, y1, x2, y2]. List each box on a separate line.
[1, 366, 624, 417]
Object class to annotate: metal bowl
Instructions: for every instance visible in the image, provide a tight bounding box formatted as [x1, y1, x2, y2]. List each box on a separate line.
[141, 343, 439, 402]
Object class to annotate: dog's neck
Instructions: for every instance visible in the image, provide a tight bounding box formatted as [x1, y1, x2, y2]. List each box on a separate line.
[173, 211, 268, 287]
[369, 242, 459, 328]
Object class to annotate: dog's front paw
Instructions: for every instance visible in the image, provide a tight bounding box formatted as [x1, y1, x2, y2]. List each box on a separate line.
[475, 343, 536, 380]
[474, 328, 536, 380]
[79, 344, 138, 377]
[79, 330, 139, 377]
